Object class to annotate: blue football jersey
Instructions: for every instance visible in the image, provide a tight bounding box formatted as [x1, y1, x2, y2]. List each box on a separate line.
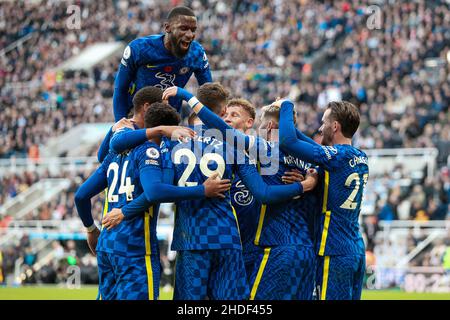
[252, 138, 317, 248]
[119, 34, 212, 113]
[231, 172, 261, 253]
[313, 144, 369, 256]
[168, 125, 260, 251]
[97, 141, 162, 257]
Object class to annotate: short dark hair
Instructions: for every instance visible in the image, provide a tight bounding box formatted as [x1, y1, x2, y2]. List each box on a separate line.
[326, 101, 360, 138]
[197, 82, 230, 115]
[132, 86, 163, 112]
[167, 6, 195, 21]
[144, 102, 180, 128]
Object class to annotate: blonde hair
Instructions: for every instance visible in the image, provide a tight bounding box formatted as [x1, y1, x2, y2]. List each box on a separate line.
[227, 98, 256, 119]
[261, 103, 297, 124]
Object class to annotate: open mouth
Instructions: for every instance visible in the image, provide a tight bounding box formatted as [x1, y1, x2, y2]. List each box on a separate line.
[180, 40, 191, 50]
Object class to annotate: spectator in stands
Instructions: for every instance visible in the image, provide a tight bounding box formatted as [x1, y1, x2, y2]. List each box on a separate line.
[23, 246, 36, 267]
[1, 0, 449, 284]
[378, 191, 399, 221]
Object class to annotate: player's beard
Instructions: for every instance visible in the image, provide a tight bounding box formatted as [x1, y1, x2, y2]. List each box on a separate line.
[321, 129, 333, 146]
[170, 35, 189, 58]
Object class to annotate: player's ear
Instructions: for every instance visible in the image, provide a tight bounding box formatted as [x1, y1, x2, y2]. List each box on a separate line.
[246, 118, 254, 130]
[164, 21, 171, 34]
[143, 102, 151, 112]
[333, 120, 340, 133]
[267, 120, 274, 132]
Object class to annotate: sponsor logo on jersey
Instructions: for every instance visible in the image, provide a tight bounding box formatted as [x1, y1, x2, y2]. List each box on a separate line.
[154, 72, 176, 90]
[145, 159, 159, 166]
[233, 180, 254, 206]
[321, 146, 337, 160]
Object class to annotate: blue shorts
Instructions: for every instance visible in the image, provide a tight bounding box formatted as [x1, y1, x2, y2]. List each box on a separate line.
[316, 255, 366, 300]
[173, 249, 249, 300]
[97, 251, 160, 300]
[248, 245, 316, 300]
[243, 246, 265, 285]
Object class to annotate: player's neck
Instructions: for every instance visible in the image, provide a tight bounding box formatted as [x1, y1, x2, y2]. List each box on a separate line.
[132, 115, 144, 128]
[163, 34, 175, 56]
[150, 137, 161, 145]
[333, 134, 352, 146]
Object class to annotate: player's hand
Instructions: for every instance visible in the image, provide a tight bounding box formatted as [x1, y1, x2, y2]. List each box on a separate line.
[302, 168, 319, 192]
[282, 169, 305, 184]
[112, 118, 135, 132]
[162, 86, 194, 102]
[102, 208, 125, 230]
[203, 172, 231, 199]
[271, 98, 290, 108]
[159, 126, 196, 142]
[162, 86, 179, 101]
[86, 226, 100, 256]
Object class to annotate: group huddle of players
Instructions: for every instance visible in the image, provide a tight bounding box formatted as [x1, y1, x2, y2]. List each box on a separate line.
[74, 6, 369, 300]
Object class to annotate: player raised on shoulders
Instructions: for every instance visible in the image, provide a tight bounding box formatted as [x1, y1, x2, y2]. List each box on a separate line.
[113, 6, 212, 121]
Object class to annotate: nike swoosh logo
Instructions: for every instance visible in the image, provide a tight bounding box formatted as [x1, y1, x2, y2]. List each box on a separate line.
[147, 65, 157, 68]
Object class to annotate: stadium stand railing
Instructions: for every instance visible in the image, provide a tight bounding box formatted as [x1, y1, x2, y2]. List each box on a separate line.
[370, 220, 449, 292]
[364, 148, 439, 178]
[0, 179, 71, 219]
[40, 123, 111, 158]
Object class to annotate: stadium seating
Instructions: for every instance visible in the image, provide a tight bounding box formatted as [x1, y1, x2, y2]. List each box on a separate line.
[0, 0, 448, 288]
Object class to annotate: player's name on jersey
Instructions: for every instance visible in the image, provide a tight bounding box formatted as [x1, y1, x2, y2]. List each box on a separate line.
[349, 155, 369, 167]
[192, 134, 223, 148]
[283, 155, 312, 170]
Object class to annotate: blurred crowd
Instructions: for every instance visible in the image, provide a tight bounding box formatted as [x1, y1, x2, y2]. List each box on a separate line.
[1, 0, 449, 159]
[1, 0, 449, 285]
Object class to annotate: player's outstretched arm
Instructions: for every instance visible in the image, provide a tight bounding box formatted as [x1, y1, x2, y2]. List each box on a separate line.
[74, 168, 108, 228]
[109, 168, 230, 227]
[98, 118, 135, 162]
[295, 128, 317, 145]
[140, 167, 231, 204]
[98, 127, 113, 163]
[278, 100, 318, 163]
[162, 86, 253, 149]
[74, 166, 108, 255]
[109, 126, 195, 154]
[113, 67, 134, 122]
[109, 127, 146, 153]
[237, 163, 316, 204]
[102, 193, 150, 230]
[194, 48, 212, 85]
[113, 44, 138, 121]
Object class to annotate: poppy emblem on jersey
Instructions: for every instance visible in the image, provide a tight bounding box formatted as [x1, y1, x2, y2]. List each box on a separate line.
[164, 66, 173, 72]
[146, 147, 160, 159]
[179, 67, 190, 75]
[123, 46, 131, 59]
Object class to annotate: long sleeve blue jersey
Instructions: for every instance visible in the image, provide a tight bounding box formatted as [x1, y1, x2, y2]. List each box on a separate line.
[113, 34, 212, 120]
